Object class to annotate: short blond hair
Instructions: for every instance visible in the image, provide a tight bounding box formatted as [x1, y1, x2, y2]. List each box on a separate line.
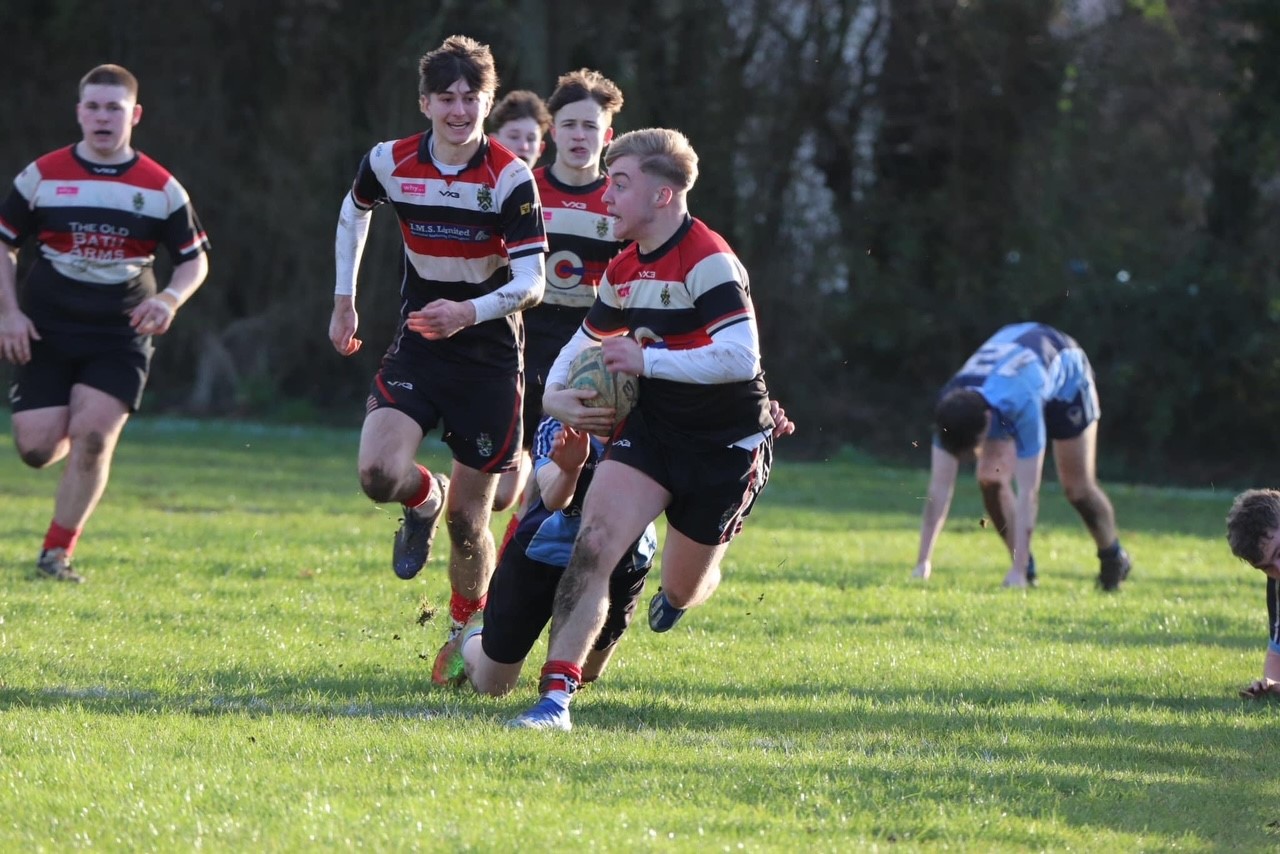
[604, 128, 698, 192]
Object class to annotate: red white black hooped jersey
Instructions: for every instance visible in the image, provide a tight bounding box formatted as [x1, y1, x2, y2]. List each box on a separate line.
[534, 166, 622, 309]
[350, 131, 547, 373]
[0, 145, 209, 334]
[586, 216, 771, 445]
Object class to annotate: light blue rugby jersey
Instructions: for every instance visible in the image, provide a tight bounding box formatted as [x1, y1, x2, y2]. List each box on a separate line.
[941, 322, 1095, 459]
[520, 416, 658, 569]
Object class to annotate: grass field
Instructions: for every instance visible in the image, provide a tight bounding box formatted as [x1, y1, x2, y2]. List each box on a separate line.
[1, 415, 1277, 851]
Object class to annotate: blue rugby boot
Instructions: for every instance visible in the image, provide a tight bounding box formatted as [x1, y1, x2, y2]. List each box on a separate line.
[648, 589, 685, 633]
[506, 695, 572, 731]
[392, 473, 448, 580]
[507, 670, 577, 731]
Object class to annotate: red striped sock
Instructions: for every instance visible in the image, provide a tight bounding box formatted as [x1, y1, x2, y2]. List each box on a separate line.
[539, 660, 583, 696]
[43, 521, 81, 556]
[405, 464, 434, 509]
[450, 590, 486, 625]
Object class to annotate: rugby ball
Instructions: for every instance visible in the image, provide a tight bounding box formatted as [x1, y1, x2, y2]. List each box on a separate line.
[567, 346, 638, 424]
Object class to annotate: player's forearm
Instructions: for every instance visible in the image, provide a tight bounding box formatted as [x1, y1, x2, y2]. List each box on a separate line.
[917, 482, 954, 565]
[335, 193, 372, 298]
[544, 328, 595, 389]
[1012, 492, 1038, 572]
[161, 253, 209, 308]
[1012, 456, 1043, 571]
[0, 247, 19, 312]
[535, 462, 580, 511]
[470, 253, 545, 323]
[917, 502, 948, 565]
[1264, 647, 1280, 682]
[642, 321, 760, 383]
[916, 448, 959, 565]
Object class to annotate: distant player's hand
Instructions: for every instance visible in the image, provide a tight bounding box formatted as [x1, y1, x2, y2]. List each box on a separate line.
[769, 399, 796, 439]
[1002, 567, 1031, 589]
[407, 299, 476, 340]
[129, 295, 176, 337]
[1240, 678, 1280, 699]
[0, 308, 39, 364]
[329, 299, 362, 356]
[601, 336, 644, 376]
[544, 386, 618, 435]
[549, 426, 590, 473]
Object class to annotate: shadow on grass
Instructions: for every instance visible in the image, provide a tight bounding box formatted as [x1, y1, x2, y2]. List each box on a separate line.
[0, 672, 489, 722]
[2, 671, 1275, 843]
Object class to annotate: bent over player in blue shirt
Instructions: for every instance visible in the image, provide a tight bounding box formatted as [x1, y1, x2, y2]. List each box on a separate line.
[912, 322, 1131, 590]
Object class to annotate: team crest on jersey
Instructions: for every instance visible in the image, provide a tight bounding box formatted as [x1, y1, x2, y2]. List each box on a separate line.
[596, 217, 610, 238]
[476, 433, 494, 458]
[660, 284, 671, 306]
[476, 185, 493, 212]
[132, 192, 145, 212]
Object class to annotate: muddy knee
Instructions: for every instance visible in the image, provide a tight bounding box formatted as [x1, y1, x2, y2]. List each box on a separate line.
[18, 446, 57, 469]
[445, 508, 487, 552]
[358, 464, 399, 503]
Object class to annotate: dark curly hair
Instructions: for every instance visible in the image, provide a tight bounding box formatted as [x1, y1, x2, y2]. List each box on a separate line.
[1227, 489, 1280, 566]
[934, 388, 988, 456]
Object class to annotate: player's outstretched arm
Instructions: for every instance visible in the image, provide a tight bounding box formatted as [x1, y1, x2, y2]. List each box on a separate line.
[537, 426, 590, 511]
[1002, 452, 1043, 588]
[914, 445, 960, 580]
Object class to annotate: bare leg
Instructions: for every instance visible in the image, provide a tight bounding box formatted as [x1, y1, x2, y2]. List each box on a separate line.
[491, 451, 531, 512]
[12, 406, 72, 470]
[461, 632, 523, 697]
[657, 528, 730, 610]
[1053, 423, 1118, 550]
[15, 386, 129, 532]
[546, 462, 669, 666]
[582, 645, 619, 684]
[356, 408, 428, 504]
[444, 462, 499, 600]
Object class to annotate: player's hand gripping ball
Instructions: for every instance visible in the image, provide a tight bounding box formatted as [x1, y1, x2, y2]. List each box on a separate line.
[568, 345, 638, 426]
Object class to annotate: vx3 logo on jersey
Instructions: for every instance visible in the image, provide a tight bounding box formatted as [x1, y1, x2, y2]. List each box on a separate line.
[439, 188, 460, 198]
[385, 380, 415, 390]
[637, 271, 657, 278]
[560, 201, 587, 210]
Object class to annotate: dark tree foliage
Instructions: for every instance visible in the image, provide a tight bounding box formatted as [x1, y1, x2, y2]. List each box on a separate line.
[0, 0, 1276, 483]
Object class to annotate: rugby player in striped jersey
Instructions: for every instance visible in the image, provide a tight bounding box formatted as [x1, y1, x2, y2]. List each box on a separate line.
[329, 36, 547, 684]
[0, 64, 210, 583]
